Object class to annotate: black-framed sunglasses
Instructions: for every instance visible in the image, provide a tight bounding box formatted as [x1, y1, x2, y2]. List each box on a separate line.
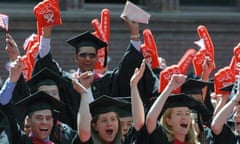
[78, 53, 97, 58]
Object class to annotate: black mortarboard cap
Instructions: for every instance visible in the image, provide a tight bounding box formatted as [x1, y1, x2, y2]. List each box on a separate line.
[90, 95, 128, 117]
[66, 31, 108, 67]
[113, 97, 132, 117]
[159, 93, 203, 118]
[163, 93, 200, 110]
[15, 91, 64, 116]
[161, 93, 212, 125]
[181, 78, 210, 95]
[27, 67, 68, 94]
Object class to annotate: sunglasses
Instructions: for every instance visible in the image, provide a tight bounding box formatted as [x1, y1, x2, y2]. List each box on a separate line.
[78, 53, 97, 58]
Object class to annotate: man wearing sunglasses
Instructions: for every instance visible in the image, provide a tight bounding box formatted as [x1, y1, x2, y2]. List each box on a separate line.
[30, 17, 159, 135]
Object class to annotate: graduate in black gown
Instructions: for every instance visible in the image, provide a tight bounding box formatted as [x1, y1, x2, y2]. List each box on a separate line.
[126, 61, 207, 144]
[211, 78, 240, 144]
[31, 15, 159, 131]
[4, 32, 80, 144]
[16, 91, 74, 144]
[0, 56, 31, 144]
[26, 67, 80, 144]
[73, 78, 128, 144]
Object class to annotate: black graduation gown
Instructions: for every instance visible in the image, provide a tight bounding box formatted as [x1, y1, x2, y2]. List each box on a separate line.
[123, 124, 150, 144]
[211, 124, 240, 144]
[30, 53, 79, 130]
[92, 43, 159, 104]
[0, 104, 31, 144]
[31, 42, 159, 130]
[123, 123, 168, 144]
[50, 120, 80, 144]
[1, 103, 80, 144]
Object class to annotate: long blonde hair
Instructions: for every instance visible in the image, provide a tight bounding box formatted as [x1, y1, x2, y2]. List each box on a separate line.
[160, 108, 199, 144]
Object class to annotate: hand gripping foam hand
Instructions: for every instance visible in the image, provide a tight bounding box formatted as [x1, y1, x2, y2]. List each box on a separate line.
[159, 64, 182, 94]
[214, 66, 235, 95]
[197, 25, 215, 69]
[0, 13, 9, 32]
[177, 48, 197, 74]
[141, 29, 160, 69]
[33, 0, 62, 28]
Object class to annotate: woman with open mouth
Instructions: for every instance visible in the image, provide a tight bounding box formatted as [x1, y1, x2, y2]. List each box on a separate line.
[74, 79, 125, 144]
[211, 76, 240, 144]
[126, 61, 204, 144]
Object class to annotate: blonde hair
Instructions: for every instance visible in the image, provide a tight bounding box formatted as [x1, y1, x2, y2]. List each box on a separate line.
[160, 108, 199, 144]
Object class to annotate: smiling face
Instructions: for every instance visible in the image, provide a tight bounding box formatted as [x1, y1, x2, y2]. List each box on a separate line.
[165, 107, 191, 137]
[92, 112, 120, 143]
[75, 46, 98, 72]
[28, 109, 54, 140]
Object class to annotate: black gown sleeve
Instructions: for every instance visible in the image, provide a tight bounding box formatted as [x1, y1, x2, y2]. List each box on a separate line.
[0, 104, 32, 144]
[94, 43, 159, 105]
[32, 53, 62, 76]
[123, 124, 150, 144]
[211, 124, 236, 144]
[31, 53, 79, 130]
[148, 123, 169, 144]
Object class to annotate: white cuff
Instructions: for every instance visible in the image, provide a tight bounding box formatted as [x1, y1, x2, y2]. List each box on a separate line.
[39, 36, 51, 58]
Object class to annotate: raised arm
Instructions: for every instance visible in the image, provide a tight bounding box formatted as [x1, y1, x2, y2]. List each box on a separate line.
[0, 57, 22, 105]
[39, 26, 52, 58]
[146, 74, 186, 134]
[130, 59, 146, 131]
[201, 56, 214, 101]
[5, 33, 20, 62]
[211, 77, 240, 135]
[72, 79, 92, 142]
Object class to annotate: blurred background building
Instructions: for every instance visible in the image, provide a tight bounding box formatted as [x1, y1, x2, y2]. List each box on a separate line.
[0, 0, 240, 79]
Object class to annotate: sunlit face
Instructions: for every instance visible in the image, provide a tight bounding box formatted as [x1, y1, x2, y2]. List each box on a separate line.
[120, 116, 133, 139]
[233, 105, 240, 134]
[38, 85, 60, 101]
[75, 46, 97, 72]
[28, 109, 54, 140]
[166, 107, 191, 137]
[92, 112, 119, 143]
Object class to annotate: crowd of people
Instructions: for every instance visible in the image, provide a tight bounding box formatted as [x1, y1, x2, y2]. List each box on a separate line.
[1, 0, 240, 144]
